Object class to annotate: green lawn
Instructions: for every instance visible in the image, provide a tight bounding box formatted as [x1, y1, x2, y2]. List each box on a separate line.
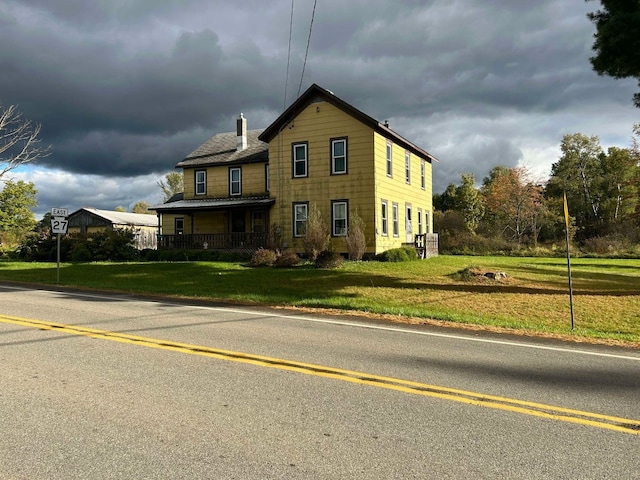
[1, 256, 639, 345]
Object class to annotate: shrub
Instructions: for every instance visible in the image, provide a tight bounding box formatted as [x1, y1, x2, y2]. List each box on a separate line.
[377, 247, 419, 262]
[302, 205, 330, 261]
[274, 250, 300, 268]
[315, 250, 344, 269]
[249, 248, 277, 267]
[345, 210, 366, 261]
[266, 224, 284, 253]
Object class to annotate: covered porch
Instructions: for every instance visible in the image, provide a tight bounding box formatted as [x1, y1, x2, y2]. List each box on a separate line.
[150, 196, 274, 251]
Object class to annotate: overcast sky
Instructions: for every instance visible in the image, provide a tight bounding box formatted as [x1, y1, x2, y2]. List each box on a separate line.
[2, 0, 638, 218]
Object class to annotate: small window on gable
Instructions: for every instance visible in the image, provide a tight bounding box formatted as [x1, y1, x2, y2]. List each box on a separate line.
[195, 170, 206, 195]
[229, 167, 242, 196]
[292, 143, 308, 178]
[332, 200, 348, 236]
[331, 138, 347, 175]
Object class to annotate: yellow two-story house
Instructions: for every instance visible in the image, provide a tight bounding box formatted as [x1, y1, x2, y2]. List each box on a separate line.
[152, 84, 438, 256]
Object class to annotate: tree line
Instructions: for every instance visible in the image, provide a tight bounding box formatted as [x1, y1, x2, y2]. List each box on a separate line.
[434, 126, 640, 255]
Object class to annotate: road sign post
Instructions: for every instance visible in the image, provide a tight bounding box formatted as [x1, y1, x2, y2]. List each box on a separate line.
[51, 209, 69, 283]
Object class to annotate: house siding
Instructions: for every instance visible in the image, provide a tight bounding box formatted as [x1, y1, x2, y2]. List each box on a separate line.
[373, 133, 432, 253]
[267, 100, 376, 253]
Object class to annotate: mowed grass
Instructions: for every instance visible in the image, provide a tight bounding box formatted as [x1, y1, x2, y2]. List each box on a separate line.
[1, 256, 639, 345]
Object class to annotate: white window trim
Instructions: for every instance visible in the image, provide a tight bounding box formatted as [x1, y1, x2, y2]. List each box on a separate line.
[293, 143, 308, 178]
[293, 202, 308, 237]
[392, 202, 399, 237]
[331, 138, 347, 175]
[332, 200, 348, 237]
[420, 160, 426, 190]
[381, 200, 388, 236]
[229, 167, 242, 196]
[417, 208, 423, 235]
[386, 142, 393, 177]
[405, 151, 411, 184]
[195, 170, 206, 195]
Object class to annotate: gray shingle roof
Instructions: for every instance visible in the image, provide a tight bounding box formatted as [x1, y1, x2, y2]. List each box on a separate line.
[150, 196, 275, 213]
[176, 129, 268, 168]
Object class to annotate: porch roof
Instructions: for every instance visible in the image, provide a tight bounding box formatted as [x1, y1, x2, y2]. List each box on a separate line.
[150, 196, 275, 213]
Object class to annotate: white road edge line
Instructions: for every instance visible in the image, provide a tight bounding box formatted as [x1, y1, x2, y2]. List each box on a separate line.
[2, 284, 640, 362]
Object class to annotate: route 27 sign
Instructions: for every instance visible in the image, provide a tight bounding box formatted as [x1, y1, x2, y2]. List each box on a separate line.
[51, 208, 69, 235]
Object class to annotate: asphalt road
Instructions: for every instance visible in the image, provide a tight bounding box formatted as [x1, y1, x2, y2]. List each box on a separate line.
[1, 283, 639, 479]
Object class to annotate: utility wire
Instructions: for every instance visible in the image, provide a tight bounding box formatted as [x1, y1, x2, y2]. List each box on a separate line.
[296, 0, 317, 99]
[283, 0, 295, 109]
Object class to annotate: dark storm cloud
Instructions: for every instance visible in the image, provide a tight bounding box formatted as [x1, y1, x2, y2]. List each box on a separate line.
[3, 0, 638, 216]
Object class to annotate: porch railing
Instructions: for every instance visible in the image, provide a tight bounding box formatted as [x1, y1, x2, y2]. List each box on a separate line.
[158, 233, 267, 250]
[414, 233, 439, 258]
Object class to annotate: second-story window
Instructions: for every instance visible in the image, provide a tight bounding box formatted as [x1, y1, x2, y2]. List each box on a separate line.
[420, 160, 426, 190]
[331, 138, 347, 175]
[195, 170, 206, 195]
[265, 164, 270, 192]
[386, 142, 393, 177]
[405, 151, 411, 184]
[229, 167, 241, 196]
[292, 142, 308, 178]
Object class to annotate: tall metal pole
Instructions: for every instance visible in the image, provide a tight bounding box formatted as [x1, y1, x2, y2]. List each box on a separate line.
[563, 192, 575, 330]
[56, 233, 61, 284]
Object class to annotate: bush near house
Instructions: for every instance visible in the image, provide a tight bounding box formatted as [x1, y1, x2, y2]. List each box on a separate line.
[376, 247, 419, 262]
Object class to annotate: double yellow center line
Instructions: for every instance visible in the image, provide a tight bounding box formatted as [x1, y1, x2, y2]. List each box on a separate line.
[2, 314, 639, 435]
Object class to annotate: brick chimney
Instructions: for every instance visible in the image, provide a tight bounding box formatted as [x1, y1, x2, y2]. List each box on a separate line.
[237, 113, 247, 151]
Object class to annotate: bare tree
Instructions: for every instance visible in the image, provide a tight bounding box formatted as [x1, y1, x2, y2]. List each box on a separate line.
[1, 102, 51, 179]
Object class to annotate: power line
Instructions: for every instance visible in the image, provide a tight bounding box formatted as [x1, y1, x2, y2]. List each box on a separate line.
[296, 0, 317, 99]
[283, 0, 295, 109]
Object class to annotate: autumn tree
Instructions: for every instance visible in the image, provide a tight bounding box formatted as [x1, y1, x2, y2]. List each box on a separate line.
[132, 201, 150, 214]
[1, 102, 51, 178]
[598, 146, 638, 225]
[158, 171, 184, 202]
[0, 180, 37, 247]
[481, 166, 547, 246]
[546, 132, 640, 239]
[546, 133, 604, 238]
[587, 0, 640, 108]
[455, 173, 484, 234]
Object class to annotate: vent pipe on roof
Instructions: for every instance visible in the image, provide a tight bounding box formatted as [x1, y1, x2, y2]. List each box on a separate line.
[237, 113, 247, 151]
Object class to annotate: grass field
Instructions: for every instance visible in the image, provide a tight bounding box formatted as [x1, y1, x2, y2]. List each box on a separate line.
[1, 256, 639, 346]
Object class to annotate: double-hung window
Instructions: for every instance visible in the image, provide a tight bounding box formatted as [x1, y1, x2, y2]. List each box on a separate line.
[332, 200, 348, 236]
[405, 151, 411, 184]
[381, 200, 388, 236]
[420, 160, 426, 190]
[293, 202, 308, 237]
[229, 167, 241, 196]
[331, 138, 347, 175]
[292, 142, 308, 178]
[386, 142, 393, 177]
[195, 170, 206, 195]
[417, 209, 423, 235]
[392, 203, 399, 237]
